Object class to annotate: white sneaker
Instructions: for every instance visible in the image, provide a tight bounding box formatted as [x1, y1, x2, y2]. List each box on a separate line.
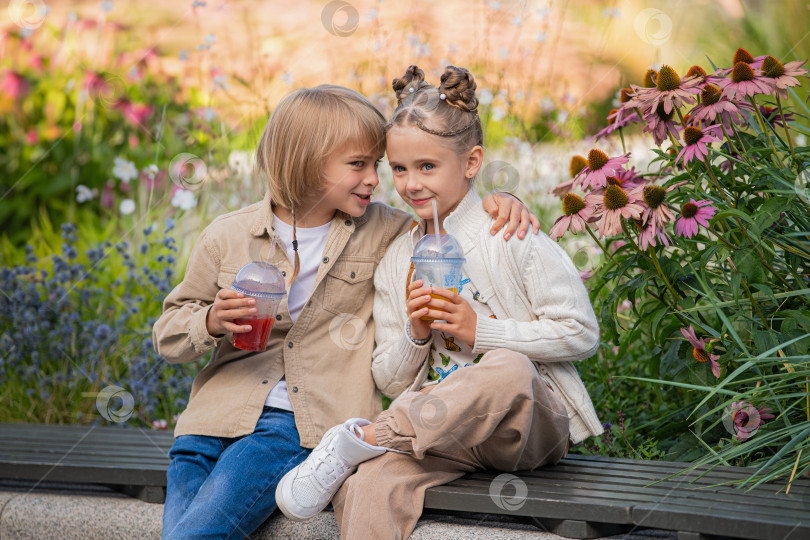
[275, 418, 386, 521]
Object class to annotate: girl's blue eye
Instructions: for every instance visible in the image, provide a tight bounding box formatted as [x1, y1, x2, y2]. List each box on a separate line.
[393, 165, 405, 173]
[422, 163, 435, 171]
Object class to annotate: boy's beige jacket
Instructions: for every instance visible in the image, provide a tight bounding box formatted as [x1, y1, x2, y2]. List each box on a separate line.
[153, 191, 412, 448]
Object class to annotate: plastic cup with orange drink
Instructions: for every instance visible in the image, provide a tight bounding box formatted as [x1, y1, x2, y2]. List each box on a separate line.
[411, 233, 465, 321]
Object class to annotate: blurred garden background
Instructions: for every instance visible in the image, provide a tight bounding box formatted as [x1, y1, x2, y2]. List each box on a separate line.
[1, 0, 809, 491]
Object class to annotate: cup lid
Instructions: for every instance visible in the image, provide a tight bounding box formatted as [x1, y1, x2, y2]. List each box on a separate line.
[230, 261, 286, 299]
[412, 233, 465, 262]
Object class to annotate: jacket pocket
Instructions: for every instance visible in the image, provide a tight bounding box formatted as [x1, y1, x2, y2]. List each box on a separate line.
[322, 258, 375, 315]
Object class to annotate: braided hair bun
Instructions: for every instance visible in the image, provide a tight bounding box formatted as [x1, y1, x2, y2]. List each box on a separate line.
[438, 66, 478, 112]
[392, 65, 430, 105]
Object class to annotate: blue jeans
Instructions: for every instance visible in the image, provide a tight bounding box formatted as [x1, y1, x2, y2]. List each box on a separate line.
[162, 407, 310, 539]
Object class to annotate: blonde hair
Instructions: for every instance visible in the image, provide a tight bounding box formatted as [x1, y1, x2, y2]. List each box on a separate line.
[254, 85, 386, 282]
[387, 65, 483, 155]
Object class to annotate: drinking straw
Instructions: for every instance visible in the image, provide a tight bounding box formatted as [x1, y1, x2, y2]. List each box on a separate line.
[431, 199, 441, 254]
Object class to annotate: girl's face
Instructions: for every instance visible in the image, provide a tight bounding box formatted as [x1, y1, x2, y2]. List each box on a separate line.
[387, 126, 482, 233]
[311, 141, 382, 221]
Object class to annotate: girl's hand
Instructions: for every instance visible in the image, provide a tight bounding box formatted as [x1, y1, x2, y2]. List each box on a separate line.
[424, 288, 478, 346]
[406, 279, 433, 341]
[206, 289, 257, 337]
[483, 192, 540, 240]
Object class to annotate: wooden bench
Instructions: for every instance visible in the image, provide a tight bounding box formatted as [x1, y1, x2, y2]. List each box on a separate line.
[1, 422, 808, 540]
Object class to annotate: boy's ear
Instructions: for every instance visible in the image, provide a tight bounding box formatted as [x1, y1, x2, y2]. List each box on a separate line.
[466, 145, 484, 178]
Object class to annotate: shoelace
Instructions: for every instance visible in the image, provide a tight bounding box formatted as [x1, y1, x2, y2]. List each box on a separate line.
[311, 441, 350, 490]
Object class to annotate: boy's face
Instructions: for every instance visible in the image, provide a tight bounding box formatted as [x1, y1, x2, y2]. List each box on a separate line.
[386, 126, 474, 231]
[317, 141, 382, 219]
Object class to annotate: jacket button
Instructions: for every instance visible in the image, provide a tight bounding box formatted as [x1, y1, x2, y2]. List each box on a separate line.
[350, 271, 356, 279]
[322, 257, 329, 263]
[276, 314, 282, 320]
[262, 380, 268, 384]
[287, 341, 293, 348]
[292, 386, 298, 393]
[307, 300, 312, 307]
[282, 271, 287, 277]
[344, 219, 352, 226]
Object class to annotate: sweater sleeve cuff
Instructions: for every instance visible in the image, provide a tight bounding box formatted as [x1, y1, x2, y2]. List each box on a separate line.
[394, 330, 432, 367]
[189, 304, 224, 354]
[472, 316, 508, 353]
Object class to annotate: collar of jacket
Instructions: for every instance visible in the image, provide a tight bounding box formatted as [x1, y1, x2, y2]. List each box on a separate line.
[249, 190, 370, 237]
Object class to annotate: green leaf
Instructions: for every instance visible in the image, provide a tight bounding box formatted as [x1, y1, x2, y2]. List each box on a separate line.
[732, 248, 765, 284]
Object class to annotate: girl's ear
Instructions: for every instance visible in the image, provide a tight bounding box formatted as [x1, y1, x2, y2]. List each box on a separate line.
[465, 145, 484, 179]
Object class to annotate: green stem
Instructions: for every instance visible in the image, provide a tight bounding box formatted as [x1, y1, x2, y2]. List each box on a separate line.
[647, 244, 682, 305]
[586, 226, 616, 264]
[747, 96, 784, 168]
[775, 93, 796, 161]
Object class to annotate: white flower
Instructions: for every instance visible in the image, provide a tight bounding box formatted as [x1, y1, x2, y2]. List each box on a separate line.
[65, 78, 75, 92]
[281, 71, 294, 85]
[113, 158, 138, 183]
[512, 16, 523, 26]
[366, 8, 378, 20]
[204, 33, 216, 44]
[192, 1, 207, 7]
[172, 189, 198, 211]
[76, 185, 97, 203]
[557, 110, 569, 123]
[120, 198, 135, 215]
[534, 31, 547, 43]
[541, 96, 555, 112]
[492, 107, 507, 121]
[100, 1, 114, 13]
[499, 47, 509, 59]
[486, 1, 501, 11]
[179, 49, 189, 62]
[228, 150, 253, 174]
[478, 89, 494, 106]
[144, 164, 159, 178]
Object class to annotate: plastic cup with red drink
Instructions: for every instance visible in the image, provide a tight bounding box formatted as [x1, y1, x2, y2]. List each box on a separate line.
[230, 261, 286, 351]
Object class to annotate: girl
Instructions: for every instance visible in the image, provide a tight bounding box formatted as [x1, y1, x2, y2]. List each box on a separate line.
[275, 66, 603, 540]
[153, 83, 535, 539]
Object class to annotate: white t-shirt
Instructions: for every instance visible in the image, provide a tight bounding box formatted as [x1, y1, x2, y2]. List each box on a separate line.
[263, 213, 331, 411]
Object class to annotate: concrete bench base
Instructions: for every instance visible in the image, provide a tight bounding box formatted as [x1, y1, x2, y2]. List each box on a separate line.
[0, 480, 676, 539]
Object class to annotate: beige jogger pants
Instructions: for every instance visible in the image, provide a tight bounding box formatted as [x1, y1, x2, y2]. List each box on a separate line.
[332, 348, 570, 540]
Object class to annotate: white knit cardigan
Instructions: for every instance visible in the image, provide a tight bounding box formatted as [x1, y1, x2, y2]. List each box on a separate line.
[371, 188, 604, 444]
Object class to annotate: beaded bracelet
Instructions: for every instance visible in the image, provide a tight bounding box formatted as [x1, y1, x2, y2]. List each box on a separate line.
[406, 321, 430, 345]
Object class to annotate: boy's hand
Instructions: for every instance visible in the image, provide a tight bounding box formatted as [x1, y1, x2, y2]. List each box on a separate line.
[424, 287, 477, 346]
[206, 289, 257, 337]
[406, 280, 433, 341]
[483, 192, 540, 240]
